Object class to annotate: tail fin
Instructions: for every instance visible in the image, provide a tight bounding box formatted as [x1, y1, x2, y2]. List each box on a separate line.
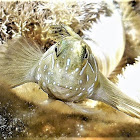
[0, 37, 43, 87]
[93, 71, 140, 119]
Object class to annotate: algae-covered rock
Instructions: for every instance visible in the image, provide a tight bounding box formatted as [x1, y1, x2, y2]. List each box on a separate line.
[0, 82, 140, 139]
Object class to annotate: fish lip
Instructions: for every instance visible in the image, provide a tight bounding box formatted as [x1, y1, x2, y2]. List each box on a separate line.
[52, 84, 70, 91]
[50, 84, 75, 100]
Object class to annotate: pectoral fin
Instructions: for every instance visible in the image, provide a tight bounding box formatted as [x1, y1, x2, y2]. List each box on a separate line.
[92, 71, 140, 119]
[0, 37, 43, 87]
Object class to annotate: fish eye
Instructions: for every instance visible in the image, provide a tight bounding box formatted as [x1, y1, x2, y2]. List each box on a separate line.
[55, 46, 58, 55]
[83, 47, 88, 59]
[55, 42, 61, 57]
[55, 45, 62, 57]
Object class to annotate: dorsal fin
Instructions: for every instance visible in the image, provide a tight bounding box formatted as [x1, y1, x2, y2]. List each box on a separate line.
[48, 24, 81, 42]
[0, 37, 43, 87]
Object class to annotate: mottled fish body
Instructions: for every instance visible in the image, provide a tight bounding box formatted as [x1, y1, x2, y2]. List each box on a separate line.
[35, 36, 99, 101]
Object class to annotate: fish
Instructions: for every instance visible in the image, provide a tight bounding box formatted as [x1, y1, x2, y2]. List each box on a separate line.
[0, 24, 140, 119]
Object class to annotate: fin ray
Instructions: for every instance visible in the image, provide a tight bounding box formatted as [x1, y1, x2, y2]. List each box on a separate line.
[92, 71, 140, 119]
[0, 36, 43, 87]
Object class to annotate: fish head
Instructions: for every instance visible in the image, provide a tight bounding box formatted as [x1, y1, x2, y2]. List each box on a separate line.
[41, 36, 99, 102]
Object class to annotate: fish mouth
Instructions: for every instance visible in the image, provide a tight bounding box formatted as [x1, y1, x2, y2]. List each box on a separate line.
[50, 84, 76, 101]
[51, 84, 70, 93]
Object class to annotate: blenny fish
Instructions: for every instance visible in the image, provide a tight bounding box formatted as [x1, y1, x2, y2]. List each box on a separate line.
[0, 23, 140, 119]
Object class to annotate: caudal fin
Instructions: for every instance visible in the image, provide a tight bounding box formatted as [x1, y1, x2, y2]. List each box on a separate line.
[0, 37, 43, 87]
[93, 71, 140, 119]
